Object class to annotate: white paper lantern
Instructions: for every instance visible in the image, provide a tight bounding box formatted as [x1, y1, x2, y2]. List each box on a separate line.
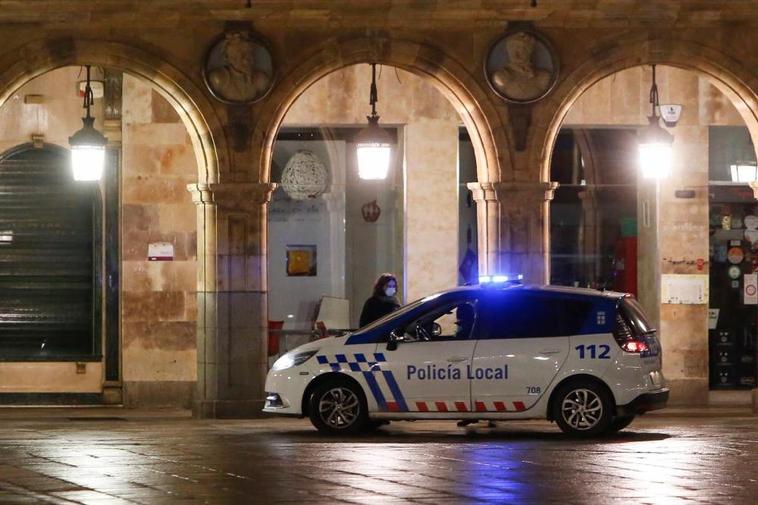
[280, 150, 328, 200]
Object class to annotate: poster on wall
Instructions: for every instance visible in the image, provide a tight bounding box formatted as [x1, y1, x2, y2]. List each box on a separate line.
[661, 274, 708, 304]
[744, 273, 758, 305]
[286, 245, 317, 276]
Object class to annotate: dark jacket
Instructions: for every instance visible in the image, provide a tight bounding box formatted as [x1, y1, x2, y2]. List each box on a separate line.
[359, 295, 400, 327]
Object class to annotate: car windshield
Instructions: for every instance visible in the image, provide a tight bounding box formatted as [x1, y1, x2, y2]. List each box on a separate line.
[351, 293, 443, 335]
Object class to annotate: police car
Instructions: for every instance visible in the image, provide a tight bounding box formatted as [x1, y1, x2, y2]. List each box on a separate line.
[264, 280, 669, 437]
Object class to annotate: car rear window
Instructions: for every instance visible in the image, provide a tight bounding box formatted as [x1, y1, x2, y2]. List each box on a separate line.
[620, 297, 655, 334]
[480, 291, 593, 339]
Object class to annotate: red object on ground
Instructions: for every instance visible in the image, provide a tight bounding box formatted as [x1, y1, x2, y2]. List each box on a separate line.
[267, 320, 284, 356]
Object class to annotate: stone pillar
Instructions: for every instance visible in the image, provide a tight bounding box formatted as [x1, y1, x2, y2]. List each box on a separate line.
[187, 182, 275, 418]
[467, 181, 558, 284]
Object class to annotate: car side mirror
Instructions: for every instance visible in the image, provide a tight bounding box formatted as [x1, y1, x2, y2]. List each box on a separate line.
[387, 329, 405, 351]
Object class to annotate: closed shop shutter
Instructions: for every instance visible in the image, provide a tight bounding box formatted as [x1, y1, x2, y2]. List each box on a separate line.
[0, 146, 97, 358]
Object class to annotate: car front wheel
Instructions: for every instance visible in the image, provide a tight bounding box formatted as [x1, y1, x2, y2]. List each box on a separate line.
[308, 380, 369, 435]
[553, 380, 613, 437]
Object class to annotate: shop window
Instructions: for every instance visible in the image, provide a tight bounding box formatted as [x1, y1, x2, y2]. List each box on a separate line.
[268, 127, 402, 344]
[549, 128, 638, 293]
[707, 126, 757, 390]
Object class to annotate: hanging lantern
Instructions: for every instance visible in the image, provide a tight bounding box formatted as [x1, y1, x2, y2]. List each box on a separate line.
[280, 150, 328, 200]
[69, 65, 107, 181]
[356, 63, 392, 180]
[638, 65, 674, 180]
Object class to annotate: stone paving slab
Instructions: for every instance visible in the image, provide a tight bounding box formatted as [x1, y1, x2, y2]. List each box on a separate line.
[0, 412, 755, 504]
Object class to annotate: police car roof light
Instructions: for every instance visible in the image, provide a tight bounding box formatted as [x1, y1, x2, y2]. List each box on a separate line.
[478, 274, 523, 285]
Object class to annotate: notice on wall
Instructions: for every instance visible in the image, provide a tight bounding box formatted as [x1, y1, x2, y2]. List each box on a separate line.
[744, 273, 758, 305]
[148, 242, 174, 261]
[708, 308, 720, 330]
[661, 274, 708, 304]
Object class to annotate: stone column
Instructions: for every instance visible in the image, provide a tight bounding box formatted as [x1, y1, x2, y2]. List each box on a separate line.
[467, 181, 558, 284]
[187, 182, 275, 418]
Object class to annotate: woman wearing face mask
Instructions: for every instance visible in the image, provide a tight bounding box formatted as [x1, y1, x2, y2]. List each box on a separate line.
[359, 273, 400, 327]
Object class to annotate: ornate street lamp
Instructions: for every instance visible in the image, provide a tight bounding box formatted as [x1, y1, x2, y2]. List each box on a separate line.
[69, 65, 107, 181]
[355, 63, 392, 180]
[638, 65, 674, 180]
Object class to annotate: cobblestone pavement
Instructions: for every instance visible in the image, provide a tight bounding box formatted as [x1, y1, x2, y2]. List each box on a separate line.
[0, 410, 756, 504]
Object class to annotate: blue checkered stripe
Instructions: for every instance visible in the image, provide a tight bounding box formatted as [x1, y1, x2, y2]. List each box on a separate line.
[315, 352, 408, 412]
[316, 352, 386, 372]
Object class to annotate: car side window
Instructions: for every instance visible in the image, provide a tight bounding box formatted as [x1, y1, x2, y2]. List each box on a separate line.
[404, 300, 478, 342]
[480, 291, 592, 339]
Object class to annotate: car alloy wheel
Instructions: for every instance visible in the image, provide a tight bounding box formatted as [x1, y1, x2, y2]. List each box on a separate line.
[318, 386, 361, 429]
[561, 388, 603, 431]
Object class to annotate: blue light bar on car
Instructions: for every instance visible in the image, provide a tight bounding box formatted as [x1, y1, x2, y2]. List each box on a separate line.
[478, 274, 523, 284]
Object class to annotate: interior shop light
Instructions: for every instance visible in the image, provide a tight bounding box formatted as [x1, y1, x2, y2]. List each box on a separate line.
[730, 162, 758, 183]
[69, 65, 107, 181]
[356, 63, 392, 180]
[638, 64, 674, 180]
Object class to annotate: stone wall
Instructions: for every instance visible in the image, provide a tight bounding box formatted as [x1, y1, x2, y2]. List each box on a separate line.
[121, 75, 198, 407]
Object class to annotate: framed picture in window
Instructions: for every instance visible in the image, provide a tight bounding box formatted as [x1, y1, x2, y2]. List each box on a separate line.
[286, 245, 317, 276]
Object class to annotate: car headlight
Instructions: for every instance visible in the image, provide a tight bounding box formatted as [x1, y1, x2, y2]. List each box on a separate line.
[271, 350, 318, 371]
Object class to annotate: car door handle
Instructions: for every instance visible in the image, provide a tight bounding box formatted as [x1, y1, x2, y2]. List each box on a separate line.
[539, 349, 561, 355]
[447, 356, 468, 363]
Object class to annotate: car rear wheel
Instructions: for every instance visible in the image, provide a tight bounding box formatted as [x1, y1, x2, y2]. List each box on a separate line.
[553, 380, 613, 437]
[308, 380, 369, 435]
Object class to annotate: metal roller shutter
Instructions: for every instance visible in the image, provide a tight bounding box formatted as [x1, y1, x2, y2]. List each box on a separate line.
[0, 146, 97, 358]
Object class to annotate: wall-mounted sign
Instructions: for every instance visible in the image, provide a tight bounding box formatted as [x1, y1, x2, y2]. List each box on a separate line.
[728, 265, 742, 280]
[727, 247, 744, 264]
[744, 273, 758, 305]
[661, 274, 708, 305]
[148, 242, 174, 261]
[708, 308, 720, 330]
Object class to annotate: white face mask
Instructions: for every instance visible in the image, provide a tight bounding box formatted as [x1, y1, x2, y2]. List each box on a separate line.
[384, 287, 396, 297]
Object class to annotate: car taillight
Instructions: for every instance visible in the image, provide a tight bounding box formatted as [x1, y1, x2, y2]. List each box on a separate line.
[621, 340, 649, 353]
[614, 314, 648, 354]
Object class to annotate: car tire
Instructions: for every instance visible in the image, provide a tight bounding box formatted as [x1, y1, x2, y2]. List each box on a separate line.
[552, 379, 613, 437]
[308, 379, 369, 435]
[607, 415, 635, 433]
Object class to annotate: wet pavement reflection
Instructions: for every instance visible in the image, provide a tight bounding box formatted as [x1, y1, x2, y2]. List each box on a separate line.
[0, 412, 756, 504]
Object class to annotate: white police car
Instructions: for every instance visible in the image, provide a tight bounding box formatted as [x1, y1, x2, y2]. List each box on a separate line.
[264, 281, 668, 437]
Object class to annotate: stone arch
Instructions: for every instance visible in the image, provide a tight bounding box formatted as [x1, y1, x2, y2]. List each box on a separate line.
[252, 36, 510, 185]
[0, 38, 225, 184]
[538, 35, 758, 183]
